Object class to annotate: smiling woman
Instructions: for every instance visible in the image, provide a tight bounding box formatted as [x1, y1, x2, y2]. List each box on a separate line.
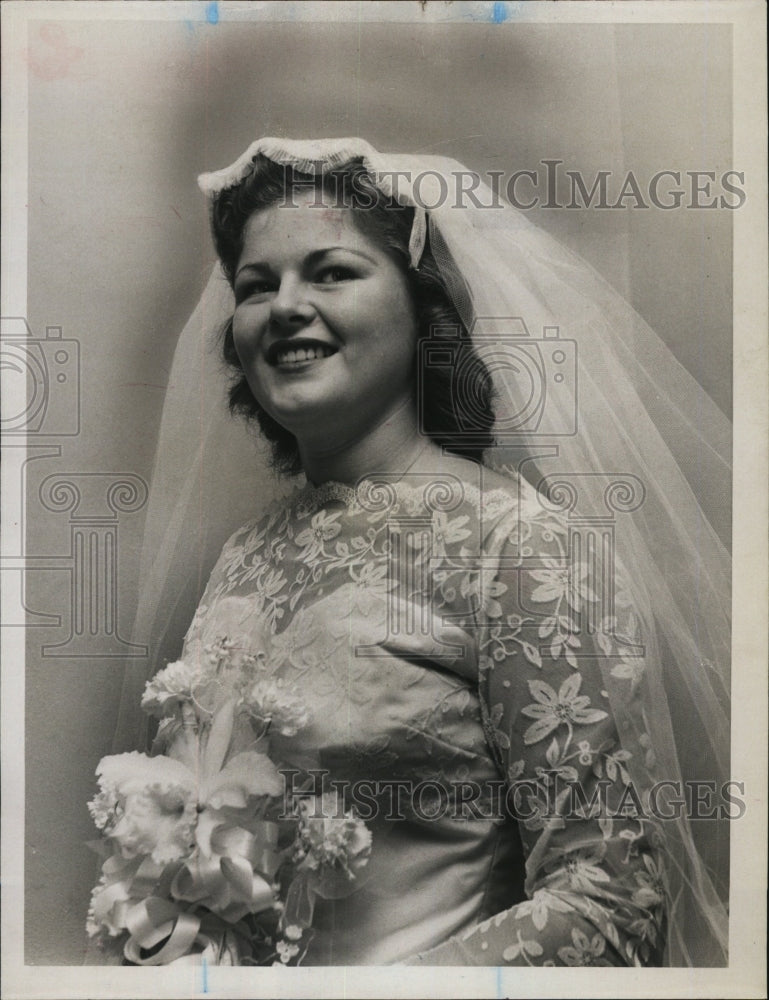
[230, 192, 420, 474]
[85, 136, 732, 970]
[214, 154, 495, 476]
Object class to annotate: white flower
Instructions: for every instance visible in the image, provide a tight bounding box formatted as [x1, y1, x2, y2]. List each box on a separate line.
[557, 927, 611, 966]
[89, 702, 283, 866]
[430, 512, 471, 557]
[610, 656, 646, 686]
[142, 625, 269, 721]
[347, 562, 392, 615]
[89, 752, 197, 864]
[545, 846, 611, 893]
[241, 677, 310, 737]
[276, 939, 300, 963]
[141, 658, 205, 717]
[502, 929, 544, 963]
[631, 853, 667, 909]
[295, 792, 372, 878]
[203, 634, 261, 674]
[514, 890, 573, 931]
[87, 869, 134, 938]
[295, 510, 343, 562]
[529, 558, 597, 612]
[520, 675, 608, 745]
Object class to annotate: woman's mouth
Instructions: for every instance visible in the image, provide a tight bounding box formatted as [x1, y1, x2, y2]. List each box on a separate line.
[267, 341, 338, 369]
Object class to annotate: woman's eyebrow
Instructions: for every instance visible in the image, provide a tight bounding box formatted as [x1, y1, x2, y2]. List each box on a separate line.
[304, 247, 378, 267]
[235, 246, 378, 279]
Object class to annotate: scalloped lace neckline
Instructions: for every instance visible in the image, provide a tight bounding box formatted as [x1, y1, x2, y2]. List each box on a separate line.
[289, 472, 520, 519]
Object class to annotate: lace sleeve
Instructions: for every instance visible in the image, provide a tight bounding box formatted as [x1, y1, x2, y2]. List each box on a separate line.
[179, 517, 261, 652]
[408, 500, 668, 967]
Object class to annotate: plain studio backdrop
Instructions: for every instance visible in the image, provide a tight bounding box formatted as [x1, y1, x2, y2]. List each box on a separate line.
[19, 13, 731, 963]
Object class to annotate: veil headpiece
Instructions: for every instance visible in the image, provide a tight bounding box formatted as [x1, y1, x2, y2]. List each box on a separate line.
[117, 137, 731, 966]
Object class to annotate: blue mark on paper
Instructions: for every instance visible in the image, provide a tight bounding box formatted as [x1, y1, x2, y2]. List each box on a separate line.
[496, 966, 503, 998]
[205, 1, 219, 24]
[201, 955, 209, 993]
[449, 1, 519, 23]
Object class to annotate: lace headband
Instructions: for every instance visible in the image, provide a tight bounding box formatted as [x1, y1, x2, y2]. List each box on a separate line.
[199, 137, 430, 268]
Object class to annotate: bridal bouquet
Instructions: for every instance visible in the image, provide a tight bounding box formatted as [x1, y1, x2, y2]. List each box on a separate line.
[86, 636, 371, 966]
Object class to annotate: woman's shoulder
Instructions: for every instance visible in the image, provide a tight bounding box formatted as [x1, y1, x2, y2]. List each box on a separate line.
[393, 451, 563, 548]
[425, 453, 553, 517]
[218, 486, 304, 555]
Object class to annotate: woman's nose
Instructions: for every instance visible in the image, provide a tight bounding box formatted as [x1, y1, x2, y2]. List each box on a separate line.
[269, 276, 315, 329]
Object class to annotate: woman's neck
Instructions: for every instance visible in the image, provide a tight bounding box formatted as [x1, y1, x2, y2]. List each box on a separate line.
[297, 398, 435, 487]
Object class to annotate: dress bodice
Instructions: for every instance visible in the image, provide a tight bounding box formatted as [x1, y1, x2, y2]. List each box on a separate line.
[182, 464, 667, 966]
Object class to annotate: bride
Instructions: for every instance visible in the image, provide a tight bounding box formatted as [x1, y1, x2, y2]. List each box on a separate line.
[107, 137, 731, 967]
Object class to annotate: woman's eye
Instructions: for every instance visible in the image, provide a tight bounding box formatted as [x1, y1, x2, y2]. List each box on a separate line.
[235, 280, 276, 303]
[315, 266, 355, 285]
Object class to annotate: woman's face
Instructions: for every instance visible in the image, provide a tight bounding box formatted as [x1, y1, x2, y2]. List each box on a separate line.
[231, 191, 419, 449]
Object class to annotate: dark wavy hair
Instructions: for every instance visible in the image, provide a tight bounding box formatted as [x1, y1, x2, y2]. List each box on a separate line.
[211, 154, 495, 474]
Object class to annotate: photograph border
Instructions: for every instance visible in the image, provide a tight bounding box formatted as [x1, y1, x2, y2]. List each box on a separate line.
[2, 2, 766, 998]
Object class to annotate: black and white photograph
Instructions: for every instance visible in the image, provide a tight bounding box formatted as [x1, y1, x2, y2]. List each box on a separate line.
[1, 2, 766, 998]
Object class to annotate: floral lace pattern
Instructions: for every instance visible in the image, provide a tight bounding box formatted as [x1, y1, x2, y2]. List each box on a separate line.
[183, 472, 666, 966]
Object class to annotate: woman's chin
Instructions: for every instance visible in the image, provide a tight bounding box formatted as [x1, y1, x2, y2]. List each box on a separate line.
[262, 395, 344, 439]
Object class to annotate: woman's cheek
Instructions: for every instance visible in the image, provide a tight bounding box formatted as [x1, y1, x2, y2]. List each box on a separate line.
[232, 309, 263, 361]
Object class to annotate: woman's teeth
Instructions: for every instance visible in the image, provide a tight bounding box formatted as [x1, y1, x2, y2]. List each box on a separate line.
[275, 345, 334, 366]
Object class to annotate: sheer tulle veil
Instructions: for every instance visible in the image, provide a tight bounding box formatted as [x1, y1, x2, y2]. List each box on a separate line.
[114, 137, 731, 966]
